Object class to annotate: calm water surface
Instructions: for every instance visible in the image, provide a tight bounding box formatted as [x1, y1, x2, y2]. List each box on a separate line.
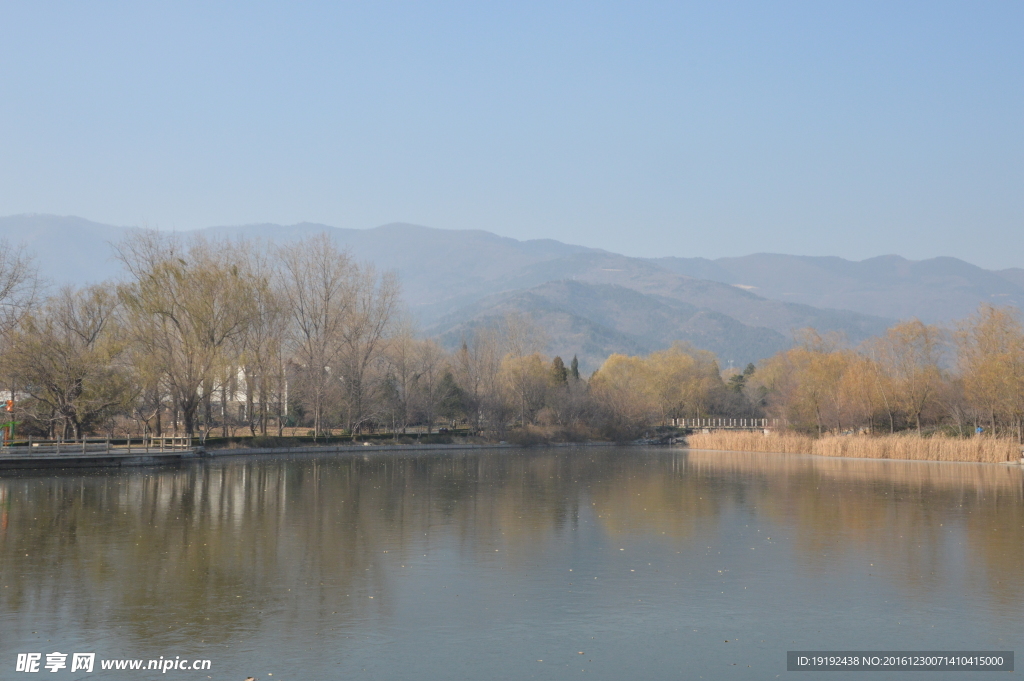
[1, 446, 1022, 680]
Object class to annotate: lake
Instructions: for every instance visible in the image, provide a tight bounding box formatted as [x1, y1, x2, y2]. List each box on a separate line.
[1, 446, 1021, 680]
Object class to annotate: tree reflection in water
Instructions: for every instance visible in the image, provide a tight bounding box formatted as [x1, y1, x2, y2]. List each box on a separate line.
[1, 447, 1021, 661]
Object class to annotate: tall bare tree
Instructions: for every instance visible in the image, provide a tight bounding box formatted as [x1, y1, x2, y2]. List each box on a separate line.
[336, 263, 400, 435]
[410, 338, 448, 434]
[238, 242, 286, 436]
[453, 327, 504, 433]
[279, 233, 353, 438]
[0, 239, 41, 342]
[382, 320, 419, 435]
[116, 232, 255, 437]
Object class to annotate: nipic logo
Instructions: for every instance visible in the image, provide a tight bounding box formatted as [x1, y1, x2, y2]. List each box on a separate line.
[16, 652, 209, 673]
[15, 653, 95, 673]
[15, 654, 39, 673]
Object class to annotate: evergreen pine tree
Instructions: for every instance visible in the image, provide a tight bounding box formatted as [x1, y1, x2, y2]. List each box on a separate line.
[551, 356, 568, 384]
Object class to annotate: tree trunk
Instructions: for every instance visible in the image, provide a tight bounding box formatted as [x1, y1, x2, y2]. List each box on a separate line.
[258, 376, 267, 436]
[276, 374, 284, 438]
[222, 381, 230, 438]
[182, 407, 194, 437]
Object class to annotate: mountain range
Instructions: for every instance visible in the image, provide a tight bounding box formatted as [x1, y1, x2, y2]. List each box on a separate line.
[2, 214, 1021, 371]
[653, 254, 1024, 323]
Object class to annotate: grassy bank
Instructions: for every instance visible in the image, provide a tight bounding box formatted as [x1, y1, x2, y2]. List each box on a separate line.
[686, 431, 1022, 463]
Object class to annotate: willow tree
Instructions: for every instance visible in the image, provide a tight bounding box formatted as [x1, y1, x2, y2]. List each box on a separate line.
[647, 343, 722, 424]
[760, 332, 853, 435]
[6, 284, 130, 440]
[867, 319, 945, 433]
[590, 353, 659, 436]
[497, 312, 546, 427]
[499, 352, 550, 427]
[957, 305, 1024, 440]
[116, 233, 255, 437]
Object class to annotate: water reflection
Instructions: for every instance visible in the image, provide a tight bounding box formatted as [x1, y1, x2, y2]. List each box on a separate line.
[1, 447, 1021, 678]
[686, 450, 1024, 606]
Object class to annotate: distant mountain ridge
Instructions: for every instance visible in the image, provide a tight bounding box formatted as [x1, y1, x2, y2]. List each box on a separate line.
[427, 280, 793, 371]
[0, 214, 135, 283]
[1, 213, 1018, 370]
[651, 253, 1024, 323]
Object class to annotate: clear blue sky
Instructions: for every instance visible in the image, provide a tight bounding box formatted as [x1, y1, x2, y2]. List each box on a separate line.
[1, 2, 1021, 268]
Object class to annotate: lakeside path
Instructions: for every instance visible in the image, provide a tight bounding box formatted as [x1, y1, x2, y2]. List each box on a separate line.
[0, 440, 625, 471]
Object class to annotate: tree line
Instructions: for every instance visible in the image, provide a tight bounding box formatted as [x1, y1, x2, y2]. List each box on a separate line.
[749, 311, 1024, 441]
[0, 232, 1022, 443]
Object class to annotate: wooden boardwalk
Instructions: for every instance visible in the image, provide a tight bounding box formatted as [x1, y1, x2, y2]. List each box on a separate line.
[675, 418, 781, 430]
[0, 437, 201, 469]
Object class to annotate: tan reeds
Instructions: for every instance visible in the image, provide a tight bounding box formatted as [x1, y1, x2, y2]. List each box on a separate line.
[687, 430, 815, 455]
[686, 430, 1022, 463]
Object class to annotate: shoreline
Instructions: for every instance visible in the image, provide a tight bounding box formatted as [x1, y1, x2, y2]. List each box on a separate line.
[0, 440, 627, 471]
[4, 435, 1023, 471]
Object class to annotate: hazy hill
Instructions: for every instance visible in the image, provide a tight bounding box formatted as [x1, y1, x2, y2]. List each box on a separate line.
[5, 213, 1020, 367]
[999, 268, 1024, 290]
[199, 223, 898, 347]
[427, 280, 792, 372]
[4, 215, 889, 339]
[651, 253, 1024, 323]
[204, 221, 599, 314]
[0, 215, 601, 303]
[513, 251, 892, 340]
[5, 215, 1017, 329]
[0, 214, 133, 284]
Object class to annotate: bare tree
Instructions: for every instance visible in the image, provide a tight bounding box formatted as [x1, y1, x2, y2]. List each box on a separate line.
[410, 338, 448, 434]
[383, 320, 418, 435]
[7, 284, 130, 440]
[337, 264, 400, 435]
[116, 232, 255, 437]
[868, 320, 945, 433]
[279, 233, 352, 438]
[0, 239, 41, 341]
[454, 328, 501, 433]
[239, 242, 286, 436]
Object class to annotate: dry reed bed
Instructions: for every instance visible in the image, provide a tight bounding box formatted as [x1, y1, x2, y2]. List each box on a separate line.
[684, 449, 1024, 493]
[686, 431, 1022, 464]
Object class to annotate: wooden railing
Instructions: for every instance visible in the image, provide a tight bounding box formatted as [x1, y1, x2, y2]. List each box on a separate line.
[0, 436, 194, 457]
[673, 418, 781, 430]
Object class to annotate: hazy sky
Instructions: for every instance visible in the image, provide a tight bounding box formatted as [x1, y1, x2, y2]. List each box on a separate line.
[1, 2, 1021, 268]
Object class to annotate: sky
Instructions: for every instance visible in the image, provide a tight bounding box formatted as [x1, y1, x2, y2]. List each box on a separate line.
[0, 2, 1021, 269]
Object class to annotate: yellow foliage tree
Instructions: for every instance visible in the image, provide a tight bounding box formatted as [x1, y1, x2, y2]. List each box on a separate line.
[958, 305, 1024, 440]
